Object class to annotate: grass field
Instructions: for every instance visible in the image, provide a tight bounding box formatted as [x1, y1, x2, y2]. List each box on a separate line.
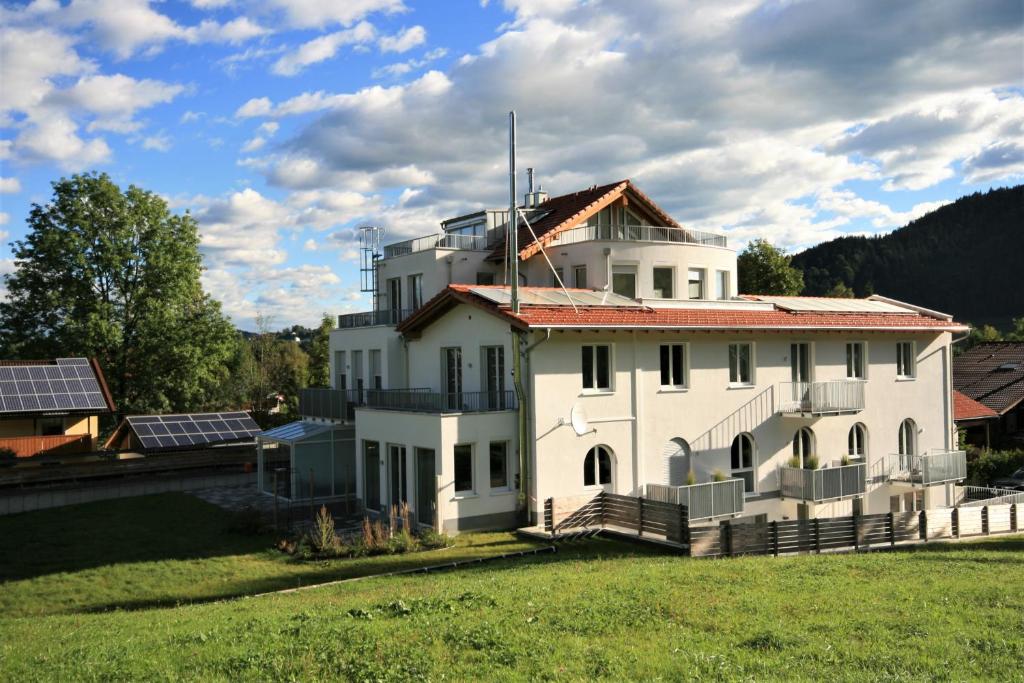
[1, 494, 1022, 681]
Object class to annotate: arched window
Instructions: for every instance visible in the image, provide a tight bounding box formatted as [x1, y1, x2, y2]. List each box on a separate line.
[663, 438, 691, 486]
[848, 423, 867, 461]
[730, 433, 756, 494]
[898, 419, 917, 457]
[584, 446, 613, 487]
[792, 427, 816, 468]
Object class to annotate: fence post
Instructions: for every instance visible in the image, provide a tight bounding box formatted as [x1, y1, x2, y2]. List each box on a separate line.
[771, 521, 779, 557]
[953, 507, 960, 538]
[853, 513, 860, 551]
[1012, 504, 1018, 532]
[920, 510, 927, 542]
[638, 495, 645, 537]
[888, 511, 896, 548]
[814, 518, 821, 554]
[723, 522, 733, 558]
[982, 506, 990, 535]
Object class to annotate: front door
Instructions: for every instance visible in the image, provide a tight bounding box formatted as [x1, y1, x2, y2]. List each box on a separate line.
[415, 448, 436, 529]
[388, 444, 407, 513]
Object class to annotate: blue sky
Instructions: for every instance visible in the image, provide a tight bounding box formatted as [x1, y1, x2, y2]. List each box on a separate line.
[1, 0, 1021, 330]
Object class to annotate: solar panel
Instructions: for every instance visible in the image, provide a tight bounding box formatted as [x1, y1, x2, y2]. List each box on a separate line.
[469, 287, 641, 308]
[125, 411, 262, 450]
[751, 296, 913, 314]
[0, 358, 109, 415]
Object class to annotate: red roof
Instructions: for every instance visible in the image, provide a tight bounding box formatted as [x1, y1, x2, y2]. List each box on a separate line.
[397, 285, 969, 336]
[953, 389, 999, 421]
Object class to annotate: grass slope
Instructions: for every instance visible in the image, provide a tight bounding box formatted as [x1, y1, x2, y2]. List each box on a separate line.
[0, 494, 1022, 681]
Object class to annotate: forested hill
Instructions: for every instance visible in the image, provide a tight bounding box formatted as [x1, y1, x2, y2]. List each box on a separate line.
[791, 185, 1023, 329]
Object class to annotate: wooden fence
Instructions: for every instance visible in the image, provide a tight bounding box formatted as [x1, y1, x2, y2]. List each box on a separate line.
[543, 493, 1020, 558]
[0, 434, 92, 458]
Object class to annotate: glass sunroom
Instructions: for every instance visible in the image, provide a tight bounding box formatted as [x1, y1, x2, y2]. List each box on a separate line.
[257, 421, 356, 502]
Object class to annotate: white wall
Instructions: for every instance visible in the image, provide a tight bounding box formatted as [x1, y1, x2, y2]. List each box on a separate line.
[329, 326, 405, 390]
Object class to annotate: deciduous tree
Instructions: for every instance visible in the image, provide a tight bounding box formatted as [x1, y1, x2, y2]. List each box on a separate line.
[737, 238, 804, 296]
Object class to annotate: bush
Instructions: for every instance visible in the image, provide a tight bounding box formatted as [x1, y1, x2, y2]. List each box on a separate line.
[805, 455, 819, 470]
[418, 528, 453, 550]
[0, 447, 16, 467]
[311, 506, 340, 554]
[388, 529, 419, 554]
[712, 469, 726, 482]
[685, 470, 697, 486]
[966, 449, 1024, 486]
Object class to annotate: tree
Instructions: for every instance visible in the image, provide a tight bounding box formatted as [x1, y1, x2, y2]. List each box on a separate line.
[0, 172, 239, 414]
[737, 238, 804, 296]
[307, 313, 333, 388]
[826, 281, 856, 298]
[1006, 317, 1024, 342]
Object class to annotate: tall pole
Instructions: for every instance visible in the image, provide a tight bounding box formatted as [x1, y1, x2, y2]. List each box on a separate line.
[509, 111, 529, 524]
[509, 110, 519, 314]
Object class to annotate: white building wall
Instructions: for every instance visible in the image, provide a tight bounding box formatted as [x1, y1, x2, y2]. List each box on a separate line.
[329, 326, 405, 390]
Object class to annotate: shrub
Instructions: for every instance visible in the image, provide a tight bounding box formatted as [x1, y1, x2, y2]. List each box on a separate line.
[388, 528, 418, 554]
[805, 455, 819, 470]
[840, 455, 851, 466]
[311, 505, 340, 554]
[787, 456, 801, 468]
[712, 469, 726, 482]
[966, 449, 1024, 486]
[685, 470, 697, 486]
[418, 528, 453, 550]
[0, 447, 16, 467]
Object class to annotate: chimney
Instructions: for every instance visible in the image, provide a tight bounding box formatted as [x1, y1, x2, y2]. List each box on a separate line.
[523, 168, 550, 207]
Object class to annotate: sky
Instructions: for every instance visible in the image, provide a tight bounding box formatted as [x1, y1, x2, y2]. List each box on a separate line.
[0, 0, 1021, 331]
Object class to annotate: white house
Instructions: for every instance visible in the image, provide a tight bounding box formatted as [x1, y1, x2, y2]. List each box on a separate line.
[258, 179, 968, 534]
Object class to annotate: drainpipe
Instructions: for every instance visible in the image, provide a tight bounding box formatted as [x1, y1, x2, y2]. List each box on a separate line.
[631, 330, 643, 496]
[518, 327, 551, 525]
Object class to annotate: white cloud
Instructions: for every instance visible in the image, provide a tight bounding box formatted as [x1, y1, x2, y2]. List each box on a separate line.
[192, 17, 269, 45]
[378, 25, 426, 53]
[241, 136, 266, 152]
[263, 0, 405, 29]
[303, 238, 318, 250]
[0, 216, 9, 228]
[191, 0, 233, 8]
[272, 21, 376, 75]
[372, 47, 447, 79]
[142, 133, 172, 151]
[258, 121, 280, 135]
[0, 177, 22, 194]
[180, 110, 205, 123]
[235, 97, 273, 118]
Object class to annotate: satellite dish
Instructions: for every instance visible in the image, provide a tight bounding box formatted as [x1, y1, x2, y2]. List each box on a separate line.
[570, 402, 590, 436]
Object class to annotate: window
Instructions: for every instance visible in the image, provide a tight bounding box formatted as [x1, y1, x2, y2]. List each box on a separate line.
[848, 423, 867, 461]
[846, 342, 866, 379]
[898, 418, 917, 456]
[896, 342, 916, 378]
[38, 417, 63, 436]
[659, 343, 688, 388]
[611, 266, 637, 298]
[552, 266, 564, 287]
[791, 342, 812, 383]
[688, 268, 705, 299]
[482, 346, 506, 409]
[363, 440, 380, 511]
[582, 344, 612, 391]
[454, 444, 474, 494]
[653, 267, 674, 298]
[476, 272, 495, 285]
[584, 445, 613, 487]
[387, 278, 401, 318]
[369, 350, 382, 390]
[352, 350, 364, 394]
[573, 265, 587, 289]
[715, 270, 730, 300]
[730, 434, 756, 494]
[728, 343, 754, 385]
[489, 441, 509, 489]
[442, 347, 462, 410]
[335, 350, 347, 390]
[792, 427, 815, 468]
[408, 273, 423, 310]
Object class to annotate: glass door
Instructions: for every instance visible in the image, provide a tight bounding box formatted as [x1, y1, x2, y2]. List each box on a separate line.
[387, 444, 407, 514]
[415, 448, 436, 529]
[482, 346, 505, 410]
[442, 347, 462, 410]
[790, 343, 811, 407]
[363, 441, 380, 512]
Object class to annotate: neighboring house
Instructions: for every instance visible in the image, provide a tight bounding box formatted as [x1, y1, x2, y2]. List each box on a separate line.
[953, 342, 1024, 446]
[0, 358, 115, 458]
[952, 389, 999, 449]
[258, 179, 969, 532]
[104, 412, 262, 452]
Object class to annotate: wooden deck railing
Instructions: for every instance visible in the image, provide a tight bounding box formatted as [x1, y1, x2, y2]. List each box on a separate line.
[0, 434, 92, 458]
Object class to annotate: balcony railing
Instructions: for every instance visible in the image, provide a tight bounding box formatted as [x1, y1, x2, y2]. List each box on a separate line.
[777, 380, 865, 415]
[337, 308, 415, 329]
[886, 450, 967, 486]
[645, 479, 745, 521]
[364, 389, 518, 414]
[779, 463, 867, 502]
[549, 224, 727, 248]
[382, 233, 489, 259]
[297, 388, 351, 421]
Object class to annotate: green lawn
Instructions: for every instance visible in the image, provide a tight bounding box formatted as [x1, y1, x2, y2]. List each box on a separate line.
[1, 494, 1022, 681]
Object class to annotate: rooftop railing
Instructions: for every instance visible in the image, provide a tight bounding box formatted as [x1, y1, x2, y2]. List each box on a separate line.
[363, 389, 518, 414]
[382, 233, 489, 259]
[779, 463, 867, 502]
[337, 308, 415, 329]
[777, 380, 865, 415]
[645, 479, 745, 521]
[886, 450, 967, 486]
[549, 224, 727, 248]
[298, 388, 349, 421]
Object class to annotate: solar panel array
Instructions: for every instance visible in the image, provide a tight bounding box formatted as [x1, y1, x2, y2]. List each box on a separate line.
[126, 411, 262, 450]
[470, 287, 640, 308]
[752, 296, 913, 314]
[0, 358, 108, 414]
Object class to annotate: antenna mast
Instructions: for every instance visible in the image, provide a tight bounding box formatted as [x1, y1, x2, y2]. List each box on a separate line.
[508, 111, 519, 313]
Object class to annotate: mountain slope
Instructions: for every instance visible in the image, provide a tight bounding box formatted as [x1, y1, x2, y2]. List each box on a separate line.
[791, 185, 1023, 329]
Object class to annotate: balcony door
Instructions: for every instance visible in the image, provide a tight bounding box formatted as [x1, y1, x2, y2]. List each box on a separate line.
[482, 346, 505, 410]
[415, 447, 436, 529]
[387, 444, 407, 513]
[442, 347, 462, 410]
[387, 278, 402, 322]
[790, 342, 812, 406]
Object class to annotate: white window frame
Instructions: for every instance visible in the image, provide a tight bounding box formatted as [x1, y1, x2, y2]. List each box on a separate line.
[715, 270, 731, 300]
[369, 349, 382, 390]
[896, 341, 916, 380]
[790, 341, 815, 384]
[792, 426, 816, 468]
[573, 265, 587, 289]
[488, 440, 511, 491]
[652, 266, 675, 299]
[687, 267, 706, 300]
[581, 343, 614, 393]
[658, 342, 689, 390]
[848, 423, 868, 462]
[728, 342, 755, 387]
[552, 266, 565, 287]
[731, 433, 757, 496]
[611, 265, 638, 299]
[408, 273, 423, 310]
[583, 445, 614, 489]
[846, 341, 868, 380]
[453, 442, 475, 496]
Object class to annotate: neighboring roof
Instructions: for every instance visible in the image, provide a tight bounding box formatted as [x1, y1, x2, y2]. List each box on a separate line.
[104, 411, 262, 451]
[397, 285, 970, 337]
[0, 358, 115, 416]
[487, 179, 681, 262]
[953, 342, 1024, 416]
[259, 420, 334, 444]
[953, 390, 999, 421]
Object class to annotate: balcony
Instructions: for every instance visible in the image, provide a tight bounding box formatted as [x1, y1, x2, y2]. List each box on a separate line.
[548, 224, 727, 249]
[779, 463, 867, 502]
[337, 308, 415, 329]
[363, 389, 518, 414]
[886, 450, 967, 486]
[777, 380, 865, 416]
[297, 388, 367, 421]
[645, 479, 745, 521]
[382, 233, 489, 259]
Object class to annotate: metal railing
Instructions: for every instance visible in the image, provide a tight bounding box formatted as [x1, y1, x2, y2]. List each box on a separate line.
[886, 450, 967, 486]
[779, 463, 867, 502]
[549, 224, 727, 248]
[298, 388, 350, 421]
[777, 380, 865, 415]
[382, 233, 489, 259]
[337, 308, 415, 328]
[956, 485, 1024, 507]
[363, 389, 518, 414]
[645, 478, 745, 521]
